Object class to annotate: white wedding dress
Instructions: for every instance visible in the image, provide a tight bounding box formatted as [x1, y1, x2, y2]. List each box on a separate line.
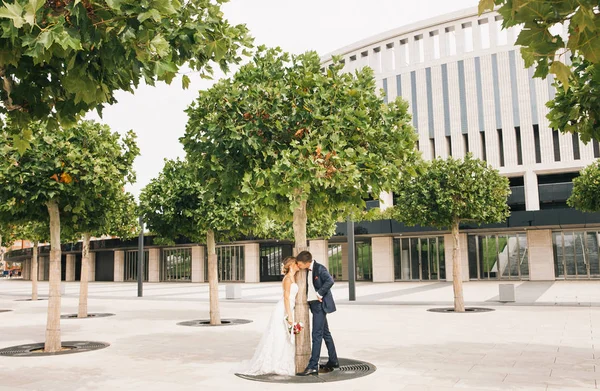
[240, 282, 298, 376]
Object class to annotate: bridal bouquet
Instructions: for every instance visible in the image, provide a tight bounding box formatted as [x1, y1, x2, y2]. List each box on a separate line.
[285, 316, 304, 335]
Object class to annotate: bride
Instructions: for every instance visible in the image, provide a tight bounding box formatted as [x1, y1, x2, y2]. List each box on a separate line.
[240, 256, 299, 376]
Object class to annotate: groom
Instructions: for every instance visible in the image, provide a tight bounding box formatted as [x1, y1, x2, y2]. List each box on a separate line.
[296, 251, 339, 376]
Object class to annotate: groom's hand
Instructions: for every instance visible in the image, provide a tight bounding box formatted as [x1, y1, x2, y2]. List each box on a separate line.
[317, 294, 322, 302]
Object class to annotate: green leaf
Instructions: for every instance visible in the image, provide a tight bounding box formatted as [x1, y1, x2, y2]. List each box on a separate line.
[478, 0, 495, 15]
[550, 60, 571, 91]
[105, 0, 122, 10]
[24, 0, 44, 26]
[181, 74, 190, 89]
[12, 135, 30, 155]
[0, 2, 24, 28]
[150, 34, 170, 57]
[138, 9, 162, 23]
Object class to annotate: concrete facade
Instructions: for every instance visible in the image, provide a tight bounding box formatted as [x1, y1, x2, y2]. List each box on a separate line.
[244, 243, 260, 283]
[309, 239, 329, 269]
[114, 251, 124, 282]
[148, 248, 160, 283]
[372, 237, 394, 282]
[527, 229, 556, 281]
[191, 245, 205, 283]
[66, 254, 76, 281]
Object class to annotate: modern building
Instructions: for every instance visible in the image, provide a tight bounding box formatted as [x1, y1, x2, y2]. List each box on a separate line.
[8, 7, 600, 284]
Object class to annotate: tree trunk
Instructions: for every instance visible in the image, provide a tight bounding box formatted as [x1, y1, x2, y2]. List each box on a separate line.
[32, 242, 39, 301]
[78, 233, 91, 318]
[452, 221, 465, 313]
[206, 229, 221, 326]
[45, 200, 62, 352]
[293, 195, 311, 373]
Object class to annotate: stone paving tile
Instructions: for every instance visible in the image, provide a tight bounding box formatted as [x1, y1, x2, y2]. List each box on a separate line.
[504, 373, 597, 389]
[454, 378, 546, 390]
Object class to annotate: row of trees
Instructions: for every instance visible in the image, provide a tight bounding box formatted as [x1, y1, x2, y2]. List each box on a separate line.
[0, 121, 139, 352]
[0, 0, 253, 354]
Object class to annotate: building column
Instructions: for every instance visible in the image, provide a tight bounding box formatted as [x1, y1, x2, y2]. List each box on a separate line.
[114, 250, 124, 282]
[527, 229, 555, 280]
[88, 252, 96, 282]
[191, 245, 205, 283]
[148, 248, 160, 282]
[372, 237, 394, 282]
[22, 259, 29, 280]
[309, 239, 329, 269]
[341, 243, 349, 281]
[38, 257, 45, 281]
[66, 254, 76, 281]
[524, 170, 540, 211]
[244, 243, 260, 283]
[443, 233, 469, 282]
[379, 191, 394, 211]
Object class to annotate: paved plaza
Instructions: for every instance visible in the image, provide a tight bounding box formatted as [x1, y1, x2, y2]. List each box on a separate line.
[2, 280, 600, 390]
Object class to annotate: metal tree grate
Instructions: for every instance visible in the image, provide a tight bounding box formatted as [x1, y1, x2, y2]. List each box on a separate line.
[0, 310, 12, 313]
[177, 318, 252, 327]
[0, 341, 110, 357]
[236, 357, 376, 383]
[427, 307, 495, 313]
[61, 313, 115, 319]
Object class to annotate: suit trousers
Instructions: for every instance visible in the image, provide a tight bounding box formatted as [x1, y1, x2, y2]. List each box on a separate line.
[307, 300, 338, 370]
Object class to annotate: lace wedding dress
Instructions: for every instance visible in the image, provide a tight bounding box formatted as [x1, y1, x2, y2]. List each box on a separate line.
[240, 282, 298, 376]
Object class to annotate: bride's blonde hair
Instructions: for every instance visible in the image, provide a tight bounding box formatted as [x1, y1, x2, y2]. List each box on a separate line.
[281, 256, 297, 275]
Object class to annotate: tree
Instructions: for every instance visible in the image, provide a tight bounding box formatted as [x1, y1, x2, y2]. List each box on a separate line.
[568, 160, 600, 212]
[182, 47, 420, 371]
[14, 221, 49, 301]
[139, 158, 258, 325]
[390, 154, 510, 312]
[0, 120, 138, 351]
[479, 0, 600, 142]
[71, 186, 138, 319]
[0, 0, 252, 141]
[0, 222, 17, 274]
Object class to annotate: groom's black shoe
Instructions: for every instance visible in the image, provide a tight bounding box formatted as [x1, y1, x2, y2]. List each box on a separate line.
[296, 368, 318, 376]
[319, 361, 340, 369]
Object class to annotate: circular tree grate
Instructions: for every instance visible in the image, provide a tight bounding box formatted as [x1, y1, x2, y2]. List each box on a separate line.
[0, 341, 109, 357]
[177, 318, 252, 327]
[61, 313, 115, 319]
[14, 298, 47, 302]
[427, 307, 495, 313]
[236, 357, 376, 383]
[0, 310, 12, 313]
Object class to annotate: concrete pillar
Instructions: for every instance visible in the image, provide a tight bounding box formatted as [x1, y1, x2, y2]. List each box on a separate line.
[443, 233, 469, 282]
[309, 239, 329, 269]
[524, 171, 540, 211]
[148, 248, 160, 282]
[38, 257, 45, 281]
[527, 229, 555, 280]
[66, 254, 76, 281]
[372, 237, 394, 282]
[114, 250, 124, 282]
[379, 191, 394, 211]
[341, 242, 349, 281]
[89, 252, 96, 282]
[191, 246, 205, 283]
[22, 259, 29, 280]
[244, 243, 260, 283]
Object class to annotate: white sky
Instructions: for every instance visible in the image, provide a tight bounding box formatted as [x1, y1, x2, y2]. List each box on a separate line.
[88, 0, 477, 198]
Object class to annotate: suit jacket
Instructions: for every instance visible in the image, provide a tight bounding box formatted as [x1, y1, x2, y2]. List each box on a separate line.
[307, 261, 336, 314]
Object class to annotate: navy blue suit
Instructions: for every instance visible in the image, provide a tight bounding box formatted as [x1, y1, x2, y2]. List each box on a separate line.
[307, 261, 338, 370]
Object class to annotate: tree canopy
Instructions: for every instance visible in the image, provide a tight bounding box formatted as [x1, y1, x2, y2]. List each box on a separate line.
[390, 154, 510, 229]
[0, 0, 252, 136]
[568, 160, 600, 212]
[182, 46, 420, 234]
[479, 0, 600, 142]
